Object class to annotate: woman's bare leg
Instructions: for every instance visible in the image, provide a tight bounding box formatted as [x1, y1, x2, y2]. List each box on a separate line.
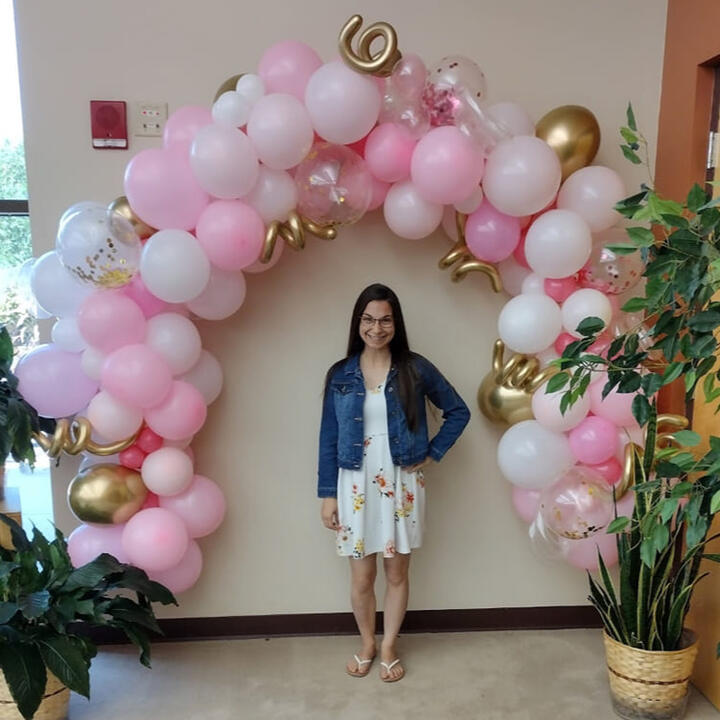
[380, 553, 410, 680]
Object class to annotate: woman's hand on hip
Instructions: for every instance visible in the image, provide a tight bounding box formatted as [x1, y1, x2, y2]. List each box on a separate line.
[321, 497, 339, 530]
[403, 457, 435, 473]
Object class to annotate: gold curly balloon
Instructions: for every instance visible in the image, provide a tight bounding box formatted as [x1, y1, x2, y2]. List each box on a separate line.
[213, 73, 244, 103]
[108, 196, 156, 240]
[438, 212, 502, 292]
[261, 210, 337, 263]
[33, 418, 138, 459]
[338, 14, 401, 76]
[477, 339, 558, 426]
[535, 105, 601, 181]
[68, 464, 148, 525]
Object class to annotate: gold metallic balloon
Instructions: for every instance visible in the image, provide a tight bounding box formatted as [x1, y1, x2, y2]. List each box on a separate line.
[261, 210, 336, 263]
[34, 417, 138, 459]
[477, 340, 557, 426]
[68, 464, 148, 525]
[535, 105, 601, 181]
[108, 196, 156, 240]
[338, 15, 401, 77]
[213, 74, 244, 103]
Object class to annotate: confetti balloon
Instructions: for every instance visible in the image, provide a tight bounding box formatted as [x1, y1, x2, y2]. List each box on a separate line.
[580, 228, 646, 294]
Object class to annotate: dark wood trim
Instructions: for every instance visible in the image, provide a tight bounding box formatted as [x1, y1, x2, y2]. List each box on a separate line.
[0, 199, 29, 215]
[84, 605, 602, 645]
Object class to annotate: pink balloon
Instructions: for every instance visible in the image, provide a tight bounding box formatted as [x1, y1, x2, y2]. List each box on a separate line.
[364, 123, 417, 183]
[163, 106, 213, 152]
[101, 344, 173, 409]
[512, 487, 541, 524]
[367, 177, 391, 211]
[557, 166, 626, 233]
[564, 529, 618, 570]
[141, 446, 194, 496]
[411, 126, 484, 205]
[68, 524, 129, 567]
[569, 415, 618, 464]
[512, 233, 530, 268]
[119, 445, 145, 470]
[15, 344, 98, 418]
[589, 373, 637, 426]
[121, 508, 189, 572]
[136, 427, 164, 454]
[122, 275, 171, 318]
[258, 40, 323, 100]
[389, 53, 428, 99]
[159, 475, 226, 538]
[77, 290, 146, 353]
[584, 458, 622, 485]
[124, 148, 209, 231]
[554, 332, 575, 355]
[244, 238, 284, 273]
[544, 276, 579, 304]
[144, 381, 207, 440]
[149, 540, 203, 594]
[141, 492, 160, 511]
[196, 201, 265, 271]
[532, 380, 590, 432]
[465, 198, 521, 263]
[383, 180, 443, 239]
[186, 269, 247, 321]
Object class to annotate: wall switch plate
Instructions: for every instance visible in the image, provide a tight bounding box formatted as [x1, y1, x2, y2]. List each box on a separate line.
[134, 102, 168, 137]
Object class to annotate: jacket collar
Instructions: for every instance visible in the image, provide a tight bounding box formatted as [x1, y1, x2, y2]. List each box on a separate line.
[344, 353, 398, 379]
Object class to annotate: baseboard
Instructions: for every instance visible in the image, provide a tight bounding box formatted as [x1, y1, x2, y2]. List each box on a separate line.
[86, 605, 602, 645]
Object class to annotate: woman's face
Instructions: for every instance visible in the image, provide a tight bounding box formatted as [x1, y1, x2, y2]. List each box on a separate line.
[359, 300, 395, 351]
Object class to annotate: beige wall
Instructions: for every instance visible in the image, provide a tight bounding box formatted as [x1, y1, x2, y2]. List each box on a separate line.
[14, 0, 668, 617]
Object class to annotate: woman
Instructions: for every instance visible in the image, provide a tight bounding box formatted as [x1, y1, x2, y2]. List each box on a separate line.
[318, 283, 470, 682]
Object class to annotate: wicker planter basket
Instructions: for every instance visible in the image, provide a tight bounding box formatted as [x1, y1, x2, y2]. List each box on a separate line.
[603, 630, 699, 720]
[0, 672, 68, 720]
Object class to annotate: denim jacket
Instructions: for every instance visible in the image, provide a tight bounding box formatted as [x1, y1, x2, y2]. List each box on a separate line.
[317, 353, 470, 498]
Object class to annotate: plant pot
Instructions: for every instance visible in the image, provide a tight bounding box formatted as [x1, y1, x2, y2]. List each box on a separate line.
[0, 672, 68, 720]
[603, 630, 699, 720]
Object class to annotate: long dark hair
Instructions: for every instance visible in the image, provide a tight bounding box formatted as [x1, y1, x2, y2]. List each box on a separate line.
[325, 283, 420, 430]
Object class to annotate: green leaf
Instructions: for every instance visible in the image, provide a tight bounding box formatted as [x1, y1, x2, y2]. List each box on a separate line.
[626, 103, 637, 131]
[621, 145, 642, 164]
[546, 373, 569, 393]
[632, 394, 651, 427]
[0, 601, 19, 623]
[604, 243, 638, 255]
[685, 370, 697, 395]
[36, 636, 90, 699]
[620, 127, 638, 145]
[0, 643, 46, 720]
[0, 514, 31, 553]
[576, 316, 605, 337]
[19, 590, 50, 619]
[62, 553, 124, 593]
[662, 362, 685, 385]
[621, 297, 647, 313]
[687, 310, 720, 333]
[625, 226, 656, 247]
[672, 430, 701, 447]
[607, 516, 630, 533]
[711, 490, 720, 515]
[687, 183, 708, 213]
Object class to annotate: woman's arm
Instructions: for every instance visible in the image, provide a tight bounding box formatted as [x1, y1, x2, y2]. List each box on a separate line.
[317, 379, 340, 498]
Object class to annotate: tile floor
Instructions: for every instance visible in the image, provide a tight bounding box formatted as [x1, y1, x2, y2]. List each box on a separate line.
[67, 629, 719, 720]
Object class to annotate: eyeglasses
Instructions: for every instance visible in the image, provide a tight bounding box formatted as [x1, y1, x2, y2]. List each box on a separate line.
[360, 314, 394, 329]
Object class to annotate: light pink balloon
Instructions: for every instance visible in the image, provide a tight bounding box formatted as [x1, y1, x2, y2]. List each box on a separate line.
[557, 166, 626, 233]
[186, 269, 246, 321]
[305, 61, 381, 144]
[498, 257, 531, 296]
[512, 487, 541, 524]
[465, 199, 521, 263]
[242, 167, 297, 224]
[532, 380, 591, 432]
[196, 201, 265, 271]
[367, 177, 391, 211]
[383, 180, 443, 239]
[77, 290, 146, 353]
[163, 106, 213, 152]
[589, 373, 637, 427]
[483, 136, 562, 216]
[101, 344, 172, 409]
[364, 123, 417, 183]
[258, 40, 323, 100]
[122, 275, 170, 318]
[525, 209, 593, 279]
[247, 93, 314, 170]
[16, 344, 99, 418]
[124, 148, 209, 231]
[149, 540, 203, 594]
[487, 102, 535, 137]
[68, 524, 129, 567]
[87, 390, 144, 441]
[410, 126, 484, 205]
[563, 529, 618, 570]
[121, 508, 189, 572]
[141, 446, 194, 496]
[144, 381, 207, 440]
[544, 276, 579, 303]
[159, 474, 226, 538]
[244, 238, 284, 273]
[180, 350, 224, 405]
[569, 415, 618, 464]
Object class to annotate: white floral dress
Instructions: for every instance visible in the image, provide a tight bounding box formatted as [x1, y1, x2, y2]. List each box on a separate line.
[336, 380, 425, 558]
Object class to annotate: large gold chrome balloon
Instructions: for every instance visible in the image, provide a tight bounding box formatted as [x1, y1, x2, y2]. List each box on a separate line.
[477, 340, 557, 426]
[535, 105, 601, 181]
[213, 74, 244, 103]
[68, 464, 148, 525]
[108, 196, 156, 240]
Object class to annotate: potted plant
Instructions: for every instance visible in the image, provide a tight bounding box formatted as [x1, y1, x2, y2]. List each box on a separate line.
[550, 106, 720, 719]
[0, 513, 176, 720]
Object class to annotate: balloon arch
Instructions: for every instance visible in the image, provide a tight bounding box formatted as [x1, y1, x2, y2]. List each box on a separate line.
[18, 15, 644, 592]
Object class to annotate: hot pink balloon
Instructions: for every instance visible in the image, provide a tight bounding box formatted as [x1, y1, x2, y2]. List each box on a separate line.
[584, 457, 623, 485]
[136, 427, 164, 454]
[554, 332, 575, 355]
[512, 232, 530, 268]
[195, 200, 265, 271]
[258, 40, 323, 100]
[163, 106, 213, 152]
[569, 415, 618, 465]
[544, 276, 579, 304]
[410, 126, 484, 205]
[68, 524, 129, 567]
[77, 291, 146, 353]
[589, 373, 637, 427]
[121, 508, 189, 573]
[159, 474, 226, 538]
[122, 275, 171, 318]
[512, 487, 541, 524]
[124, 147, 209, 231]
[149, 540, 203, 594]
[364, 123, 417, 183]
[465, 198, 521, 263]
[15, 344, 98, 418]
[141, 492, 160, 511]
[144, 381, 207, 440]
[101, 343, 173, 409]
[119, 445, 145, 470]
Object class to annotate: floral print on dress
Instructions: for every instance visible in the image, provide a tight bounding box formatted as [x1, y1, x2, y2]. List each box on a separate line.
[373, 469, 395, 499]
[394, 480, 415, 520]
[384, 540, 396, 558]
[353, 538, 365, 558]
[351, 483, 366, 512]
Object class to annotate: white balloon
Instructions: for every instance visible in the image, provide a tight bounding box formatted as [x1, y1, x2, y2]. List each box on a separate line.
[557, 166, 626, 233]
[562, 288, 612, 338]
[243, 166, 298, 224]
[51, 317, 87, 353]
[536, 346, 560, 368]
[141, 447, 194, 496]
[30, 251, 93, 317]
[525, 209, 592, 279]
[212, 91, 252, 128]
[140, 230, 211, 303]
[80, 346, 106, 381]
[520, 273, 546, 295]
[498, 294, 562, 354]
[454, 185, 484, 214]
[187, 269, 246, 320]
[487, 102, 535, 137]
[498, 257, 531, 296]
[497, 420, 574, 489]
[383, 181, 443, 240]
[181, 350, 223, 405]
[531, 380, 591, 432]
[146, 313, 202, 375]
[236, 74, 265, 105]
[87, 390, 143, 441]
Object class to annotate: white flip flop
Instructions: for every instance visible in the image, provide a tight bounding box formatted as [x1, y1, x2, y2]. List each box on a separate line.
[346, 654, 374, 677]
[380, 658, 405, 683]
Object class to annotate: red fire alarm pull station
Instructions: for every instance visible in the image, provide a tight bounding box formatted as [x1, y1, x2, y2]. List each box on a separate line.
[90, 100, 128, 149]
